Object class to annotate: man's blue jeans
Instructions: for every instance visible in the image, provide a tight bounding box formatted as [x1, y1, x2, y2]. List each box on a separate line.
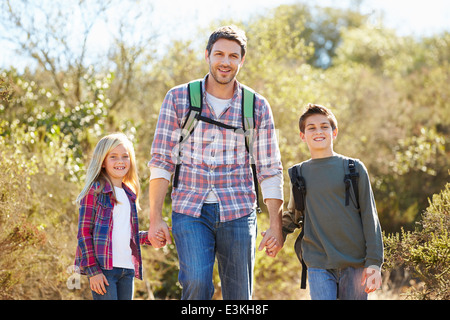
[91, 267, 135, 300]
[172, 203, 257, 300]
[308, 267, 368, 300]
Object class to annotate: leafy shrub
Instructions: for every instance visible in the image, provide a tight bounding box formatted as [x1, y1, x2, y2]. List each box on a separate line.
[384, 182, 450, 299]
[0, 134, 46, 299]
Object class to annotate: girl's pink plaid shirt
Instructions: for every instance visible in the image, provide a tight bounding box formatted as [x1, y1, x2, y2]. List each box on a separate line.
[148, 75, 283, 222]
[74, 181, 150, 279]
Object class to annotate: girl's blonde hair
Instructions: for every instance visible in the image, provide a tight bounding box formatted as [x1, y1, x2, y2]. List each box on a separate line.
[76, 133, 140, 209]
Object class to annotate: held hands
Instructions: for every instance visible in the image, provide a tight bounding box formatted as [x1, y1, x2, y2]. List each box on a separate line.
[259, 230, 283, 258]
[260, 199, 284, 258]
[148, 214, 284, 257]
[148, 220, 172, 248]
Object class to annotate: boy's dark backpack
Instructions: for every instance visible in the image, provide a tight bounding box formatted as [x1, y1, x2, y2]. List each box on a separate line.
[288, 158, 361, 289]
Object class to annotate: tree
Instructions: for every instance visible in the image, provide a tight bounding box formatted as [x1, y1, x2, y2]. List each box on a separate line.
[0, 0, 157, 126]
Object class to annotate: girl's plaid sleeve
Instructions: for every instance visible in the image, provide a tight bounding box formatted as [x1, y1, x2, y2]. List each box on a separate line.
[76, 189, 102, 277]
[139, 231, 152, 246]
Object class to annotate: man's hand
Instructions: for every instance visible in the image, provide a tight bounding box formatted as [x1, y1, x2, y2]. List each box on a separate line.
[148, 177, 171, 248]
[148, 220, 172, 248]
[258, 198, 283, 258]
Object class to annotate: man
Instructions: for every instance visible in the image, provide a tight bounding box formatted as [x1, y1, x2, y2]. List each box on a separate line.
[147, 25, 283, 300]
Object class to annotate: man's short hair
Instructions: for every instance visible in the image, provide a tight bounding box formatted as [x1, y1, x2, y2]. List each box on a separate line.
[206, 25, 247, 58]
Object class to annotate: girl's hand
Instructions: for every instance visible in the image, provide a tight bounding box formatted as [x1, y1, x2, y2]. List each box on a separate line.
[155, 229, 169, 245]
[89, 273, 109, 295]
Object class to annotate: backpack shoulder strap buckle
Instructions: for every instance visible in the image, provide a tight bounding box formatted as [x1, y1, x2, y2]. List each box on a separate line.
[344, 158, 360, 210]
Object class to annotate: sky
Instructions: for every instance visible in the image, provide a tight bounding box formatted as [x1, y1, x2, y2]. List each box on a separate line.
[1, 0, 449, 71]
[361, 0, 450, 35]
[150, 0, 450, 37]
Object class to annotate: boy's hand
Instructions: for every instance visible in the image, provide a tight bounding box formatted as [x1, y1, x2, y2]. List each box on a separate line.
[361, 266, 382, 293]
[89, 273, 109, 295]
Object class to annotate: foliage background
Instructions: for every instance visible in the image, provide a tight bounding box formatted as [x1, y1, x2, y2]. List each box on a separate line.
[0, 0, 448, 299]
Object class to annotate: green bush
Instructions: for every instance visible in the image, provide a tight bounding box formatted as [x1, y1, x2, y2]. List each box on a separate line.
[384, 182, 450, 299]
[0, 134, 45, 299]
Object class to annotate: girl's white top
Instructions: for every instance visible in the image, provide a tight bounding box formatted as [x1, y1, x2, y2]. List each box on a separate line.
[112, 186, 134, 270]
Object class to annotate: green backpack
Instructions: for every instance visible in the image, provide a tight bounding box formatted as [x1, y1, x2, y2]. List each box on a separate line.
[172, 79, 261, 212]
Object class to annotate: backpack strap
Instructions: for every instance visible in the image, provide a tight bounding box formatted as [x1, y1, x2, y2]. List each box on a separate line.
[296, 232, 307, 290]
[173, 80, 203, 188]
[242, 86, 255, 152]
[344, 158, 360, 212]
[288, 163, 308, 289]
[241, 86, 261, 213]
[288, 164, 306, 213]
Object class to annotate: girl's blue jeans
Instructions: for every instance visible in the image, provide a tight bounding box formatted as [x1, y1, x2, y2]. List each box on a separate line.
[308, 267, 368, 300]
[172, 203, 257, 300]
[91, 267, 135, 300]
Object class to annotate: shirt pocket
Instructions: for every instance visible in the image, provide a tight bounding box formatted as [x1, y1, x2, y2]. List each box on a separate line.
[93, 202, 113, 243]
[96, 202, 113, 221]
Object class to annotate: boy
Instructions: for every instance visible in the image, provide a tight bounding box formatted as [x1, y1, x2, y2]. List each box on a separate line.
[282, 103, 383, 300]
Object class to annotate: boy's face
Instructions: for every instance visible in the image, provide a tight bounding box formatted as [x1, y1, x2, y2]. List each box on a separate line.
[300, 114, 337, 156]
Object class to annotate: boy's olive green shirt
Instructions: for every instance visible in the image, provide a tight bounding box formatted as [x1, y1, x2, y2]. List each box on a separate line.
[282, 154, 384, 269]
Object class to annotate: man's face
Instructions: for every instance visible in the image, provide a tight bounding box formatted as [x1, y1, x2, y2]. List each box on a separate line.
[206, 38, 245, 85]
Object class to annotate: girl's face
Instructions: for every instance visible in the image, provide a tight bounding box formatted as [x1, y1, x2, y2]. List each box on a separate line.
[102, 144, 130, 187]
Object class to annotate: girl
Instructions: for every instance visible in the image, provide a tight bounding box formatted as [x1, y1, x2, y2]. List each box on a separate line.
[74, 133, 164, 300]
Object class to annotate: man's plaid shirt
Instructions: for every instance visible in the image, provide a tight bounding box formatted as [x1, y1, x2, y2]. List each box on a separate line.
[148, 75, 283, 221]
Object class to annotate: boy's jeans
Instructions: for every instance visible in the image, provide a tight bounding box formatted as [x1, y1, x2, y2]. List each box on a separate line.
[172, 203, 257, 300]
[91, 267, 135, 300]
[308, 267, 368, 300]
